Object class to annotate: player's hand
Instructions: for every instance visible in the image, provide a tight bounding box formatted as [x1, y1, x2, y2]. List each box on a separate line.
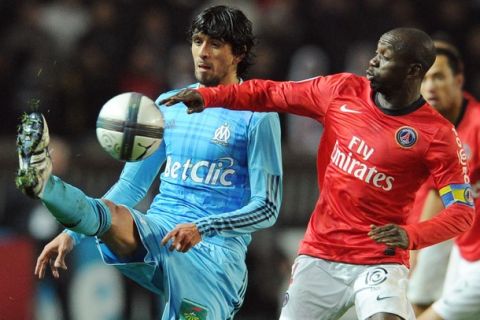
[159, 89, 205, 114]
[368, 224, 409, 249]
[161, 223, 202, 253]
[35, 232, 74, 279]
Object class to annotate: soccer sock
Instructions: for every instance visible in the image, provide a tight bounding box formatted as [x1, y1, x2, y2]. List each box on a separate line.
[40, 175, 112, 237]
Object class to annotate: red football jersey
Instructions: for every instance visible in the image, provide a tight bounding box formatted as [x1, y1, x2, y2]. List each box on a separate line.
[408, 179, 433, 224]
[408, 93, 480, 261]
[454, 93, 480, 261]
[198, 73, 475, 266]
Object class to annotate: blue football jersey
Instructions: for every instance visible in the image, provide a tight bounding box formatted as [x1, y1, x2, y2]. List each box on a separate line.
[103, 84, 283, 250]
[64, 84, 283, 319]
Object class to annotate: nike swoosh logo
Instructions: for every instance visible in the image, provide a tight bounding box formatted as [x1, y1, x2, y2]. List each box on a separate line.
[340, 104, 362, 114]
[376, 295, 395, 301]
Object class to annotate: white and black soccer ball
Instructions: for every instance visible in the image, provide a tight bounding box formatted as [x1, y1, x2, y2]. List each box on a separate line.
[96, 92, 164, 162]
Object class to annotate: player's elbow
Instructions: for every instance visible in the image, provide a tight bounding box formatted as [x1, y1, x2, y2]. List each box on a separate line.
[462, 205, 475, 230]
[451, 203, 475, 234]
[260, 197, 281, 229]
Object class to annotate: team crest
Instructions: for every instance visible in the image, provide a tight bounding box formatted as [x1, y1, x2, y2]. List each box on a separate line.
[395, 126, 418, 148]
[179, 299, 208, 320]
[212, 123, 231, 146]
[464, 186, 474, 205]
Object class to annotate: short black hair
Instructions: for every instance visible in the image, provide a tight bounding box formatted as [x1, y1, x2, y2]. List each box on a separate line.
[384, 28, 436, 75]
[188, 5, 255, 78]
[435, 46, 464, 75]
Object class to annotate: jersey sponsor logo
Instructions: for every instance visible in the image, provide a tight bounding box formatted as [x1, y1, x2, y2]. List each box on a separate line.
[163, 156, 236, 186]
[331, 137, 395, 191]
[376, 295, 395, 301]
[340, 104, 362, 114]
[451, 127, 470, 184]
[395, 126, 417, 148]
[212, 123, 231, 145]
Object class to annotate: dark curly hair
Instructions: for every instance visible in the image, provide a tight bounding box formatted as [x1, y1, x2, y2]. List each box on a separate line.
[188, 5, 255, 78]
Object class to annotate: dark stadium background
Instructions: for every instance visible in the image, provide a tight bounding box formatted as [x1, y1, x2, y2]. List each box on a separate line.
[1, 0, 479, 319]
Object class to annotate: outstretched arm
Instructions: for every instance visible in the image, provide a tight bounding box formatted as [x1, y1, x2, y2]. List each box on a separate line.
[160, 88, 205, 114]
[160, 76, 349, 121]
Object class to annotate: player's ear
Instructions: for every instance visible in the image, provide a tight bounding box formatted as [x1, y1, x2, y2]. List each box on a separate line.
[234, 54, 245, 65]
[455, 73, 464, 88]
[233, 46, 247, 65]
[408, 63, 422, 78]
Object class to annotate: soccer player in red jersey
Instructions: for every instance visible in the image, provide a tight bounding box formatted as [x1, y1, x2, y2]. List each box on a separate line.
[408, 41, 468, 314]
[161, 28, 475, 320]
[410, 43, 480, 320]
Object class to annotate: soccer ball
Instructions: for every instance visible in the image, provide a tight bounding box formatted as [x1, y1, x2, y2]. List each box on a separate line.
[96, 92, 164, 162]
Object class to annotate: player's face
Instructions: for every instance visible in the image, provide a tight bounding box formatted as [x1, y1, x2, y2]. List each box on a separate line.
[366, 35, 409, 93]
[191, 32, 241, 87]
[421, 55, 463, 114]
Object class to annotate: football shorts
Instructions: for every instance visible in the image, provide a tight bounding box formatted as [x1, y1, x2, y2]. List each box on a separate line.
[280, 255, 415, 320]
[407, 239, 453, 305]
[433, 245, 480, 320]
[96, 207, 247, 320]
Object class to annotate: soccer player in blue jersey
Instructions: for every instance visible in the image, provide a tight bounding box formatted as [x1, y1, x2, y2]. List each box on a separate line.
[16, 5, 282, 319]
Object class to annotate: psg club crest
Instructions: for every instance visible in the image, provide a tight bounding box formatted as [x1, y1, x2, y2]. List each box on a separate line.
[395, 126, 418, 148]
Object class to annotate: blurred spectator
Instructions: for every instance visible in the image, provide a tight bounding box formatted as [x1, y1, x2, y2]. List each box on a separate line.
[133, 5, 172, 75]
[434, 0, 472, 42]
[249, 41, 280, 80]
[344, 41, 376, 75]
[0, 1, 57, 135]
[118, 44, 166, 99]
[256, 0, 304, 45]
[288, 45, 329, 81]
[389, 0, 421, 28]
[165, 43, 195, 89]
[285, 45, 329, 156]
[37, 0, 91, 59]
[57, 40, 118, 136]
[465, 24, 480, 98]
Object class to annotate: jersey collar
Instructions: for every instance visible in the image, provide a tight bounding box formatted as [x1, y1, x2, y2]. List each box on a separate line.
[373, 92, 426, 116]
[453, 98, 468, 128]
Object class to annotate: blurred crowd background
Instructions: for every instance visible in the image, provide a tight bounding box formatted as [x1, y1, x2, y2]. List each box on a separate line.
[1, 0, 480, 319]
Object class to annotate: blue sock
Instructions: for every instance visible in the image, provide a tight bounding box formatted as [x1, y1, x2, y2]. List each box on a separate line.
[41, 176, 112, 237]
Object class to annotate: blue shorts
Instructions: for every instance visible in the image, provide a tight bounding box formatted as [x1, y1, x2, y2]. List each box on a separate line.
[96, 208, 248, 320]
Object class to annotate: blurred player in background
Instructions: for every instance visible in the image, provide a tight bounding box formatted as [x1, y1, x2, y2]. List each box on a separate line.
[408, 41, 471, 314]
[161, 28, 475, 320]
[16, 5, 282, 319]
[411, 42, 480, 320]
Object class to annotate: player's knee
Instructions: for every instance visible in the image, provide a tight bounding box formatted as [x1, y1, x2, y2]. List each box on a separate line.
[100, 199, 140, 257]
[101, 199, 122, 217]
